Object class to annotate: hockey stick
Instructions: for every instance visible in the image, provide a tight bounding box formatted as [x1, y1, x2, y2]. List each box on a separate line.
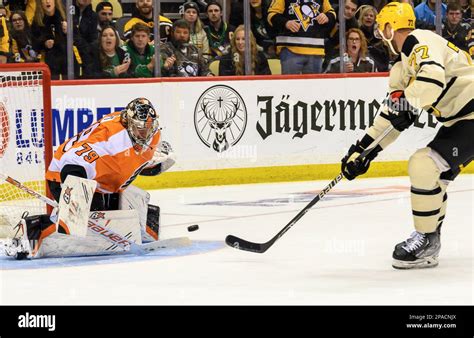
[0, 173, 187, 254]
[0, 173, 58, 208]
[225, 125, 395, 253]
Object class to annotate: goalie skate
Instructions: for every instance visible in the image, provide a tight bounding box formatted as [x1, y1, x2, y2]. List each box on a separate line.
[3, 216, 32, 260]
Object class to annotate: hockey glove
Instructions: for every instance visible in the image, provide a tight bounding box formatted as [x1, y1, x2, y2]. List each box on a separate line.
[140, 141, 176, 176]
[384, 91, 416, 132]
[341, 139, 379, 181]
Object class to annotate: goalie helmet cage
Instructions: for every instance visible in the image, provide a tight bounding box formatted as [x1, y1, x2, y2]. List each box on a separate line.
[0, 63, 53, 237]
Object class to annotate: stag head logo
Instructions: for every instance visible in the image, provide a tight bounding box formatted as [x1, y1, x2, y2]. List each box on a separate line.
[194, 85, 247, 153]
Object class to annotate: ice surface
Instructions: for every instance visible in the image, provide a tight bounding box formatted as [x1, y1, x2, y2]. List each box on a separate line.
[1, 175, 472, 305]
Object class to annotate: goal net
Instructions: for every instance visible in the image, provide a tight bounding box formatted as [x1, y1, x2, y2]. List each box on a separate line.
[0, 64, 52, 238]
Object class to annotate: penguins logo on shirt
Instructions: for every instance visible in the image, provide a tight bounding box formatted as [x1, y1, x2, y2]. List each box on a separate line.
[290, 0, 321, 32]
[178, 61, 199, 77]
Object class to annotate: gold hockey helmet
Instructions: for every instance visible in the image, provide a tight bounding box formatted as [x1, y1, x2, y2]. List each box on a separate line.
[375, 2, 415, 55]
[376, 2, 416, 33]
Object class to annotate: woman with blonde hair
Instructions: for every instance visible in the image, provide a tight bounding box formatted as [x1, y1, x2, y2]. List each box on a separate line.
[324, 28, 377, 73]
[31, 0, 88, 78]
[218, 24, 270, 76]
[357, 5, 378, 44]
[357, 4, 389, 71]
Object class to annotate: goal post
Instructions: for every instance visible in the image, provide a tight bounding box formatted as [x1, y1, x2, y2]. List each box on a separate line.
[0, 63, 53, 237]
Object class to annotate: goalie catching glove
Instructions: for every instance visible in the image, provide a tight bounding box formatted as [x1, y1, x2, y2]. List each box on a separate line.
[341, 135, 382, 180]
[140, 140, 176, 176]
[382, 90, 417, 132]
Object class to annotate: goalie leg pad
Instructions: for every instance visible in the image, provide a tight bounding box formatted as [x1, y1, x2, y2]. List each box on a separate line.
[22, 210, 142, 258]
[146, 204, 160, 241]
[408, 147, 446, 233]
[119, 185, 156, 242]
[24, 214, 56, 240]
[34, 231, 128, 258]
[56, 175, 97, 237]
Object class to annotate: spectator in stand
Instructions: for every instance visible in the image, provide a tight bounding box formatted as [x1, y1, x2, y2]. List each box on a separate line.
[0, 5, 7, 18]
[459, 0, 471, 22]
[358, 5, 377, 44]
[358, 5, 389, 71]
[3, 0, 36, 24]
[324, 0, 359, 69]
[87, 25, 131, 78]
[0, 8, 9, 63]
[122, 22, 156, 77]
[442, 2, 472, 53]
[324, 28, 377, 73]
[160, 19, 212, 77]
[8, 10, 39, 62]
[96, 2, 115, 35]
[343, 0, 359, 28]
[182, 1, 210, 61]
[31, 0, 88, 79]
[415, 0, 447, 30]
[218, 24, 270, 76]
[229, 0, 276, 57]
[123, 0, 173, 43]
[204, 1, 234, 60]
[73, 0, 98, 45]
[181, 0, 209, 12]
[268, 0, 336, 74]
[468, 29, 474, 59]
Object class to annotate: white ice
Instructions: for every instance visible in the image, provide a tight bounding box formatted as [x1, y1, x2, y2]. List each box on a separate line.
[1, 175, 472, 305]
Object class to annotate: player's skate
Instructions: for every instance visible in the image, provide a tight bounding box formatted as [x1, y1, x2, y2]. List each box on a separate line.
[3, 213, 33, 260]
[392, 228, 441, 269]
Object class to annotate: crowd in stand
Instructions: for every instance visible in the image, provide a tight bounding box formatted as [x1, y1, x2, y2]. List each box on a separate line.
[0, 0, 472, 79]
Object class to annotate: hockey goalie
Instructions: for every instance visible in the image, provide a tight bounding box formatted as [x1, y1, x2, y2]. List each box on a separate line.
[4, 97, 176, 259]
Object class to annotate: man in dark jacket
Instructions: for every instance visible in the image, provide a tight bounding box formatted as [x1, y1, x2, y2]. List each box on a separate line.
[160, 19, 212, 77]
[442, 2, 472, 53]
[96, 1, 115, 34]
[74, 0, 98, 44]
[204, 1, 235, 59]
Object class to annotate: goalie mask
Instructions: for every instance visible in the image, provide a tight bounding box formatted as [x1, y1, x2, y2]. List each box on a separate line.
[122, 98, 160, 147]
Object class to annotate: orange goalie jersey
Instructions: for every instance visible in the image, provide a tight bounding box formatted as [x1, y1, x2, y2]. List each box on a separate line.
[46, 111, 161, 193]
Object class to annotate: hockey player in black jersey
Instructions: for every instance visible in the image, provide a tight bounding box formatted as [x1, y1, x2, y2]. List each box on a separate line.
[340, 2, 474, 269]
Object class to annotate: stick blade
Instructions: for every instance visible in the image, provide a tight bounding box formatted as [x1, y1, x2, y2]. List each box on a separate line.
[225, 235, 268, 253]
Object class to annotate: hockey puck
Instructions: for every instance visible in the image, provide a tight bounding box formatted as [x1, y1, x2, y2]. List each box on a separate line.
[187, 224, 199, 232]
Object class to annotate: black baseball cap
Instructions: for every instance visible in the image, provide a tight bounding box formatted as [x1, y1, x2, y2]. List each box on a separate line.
[96, 1, 113, 13]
